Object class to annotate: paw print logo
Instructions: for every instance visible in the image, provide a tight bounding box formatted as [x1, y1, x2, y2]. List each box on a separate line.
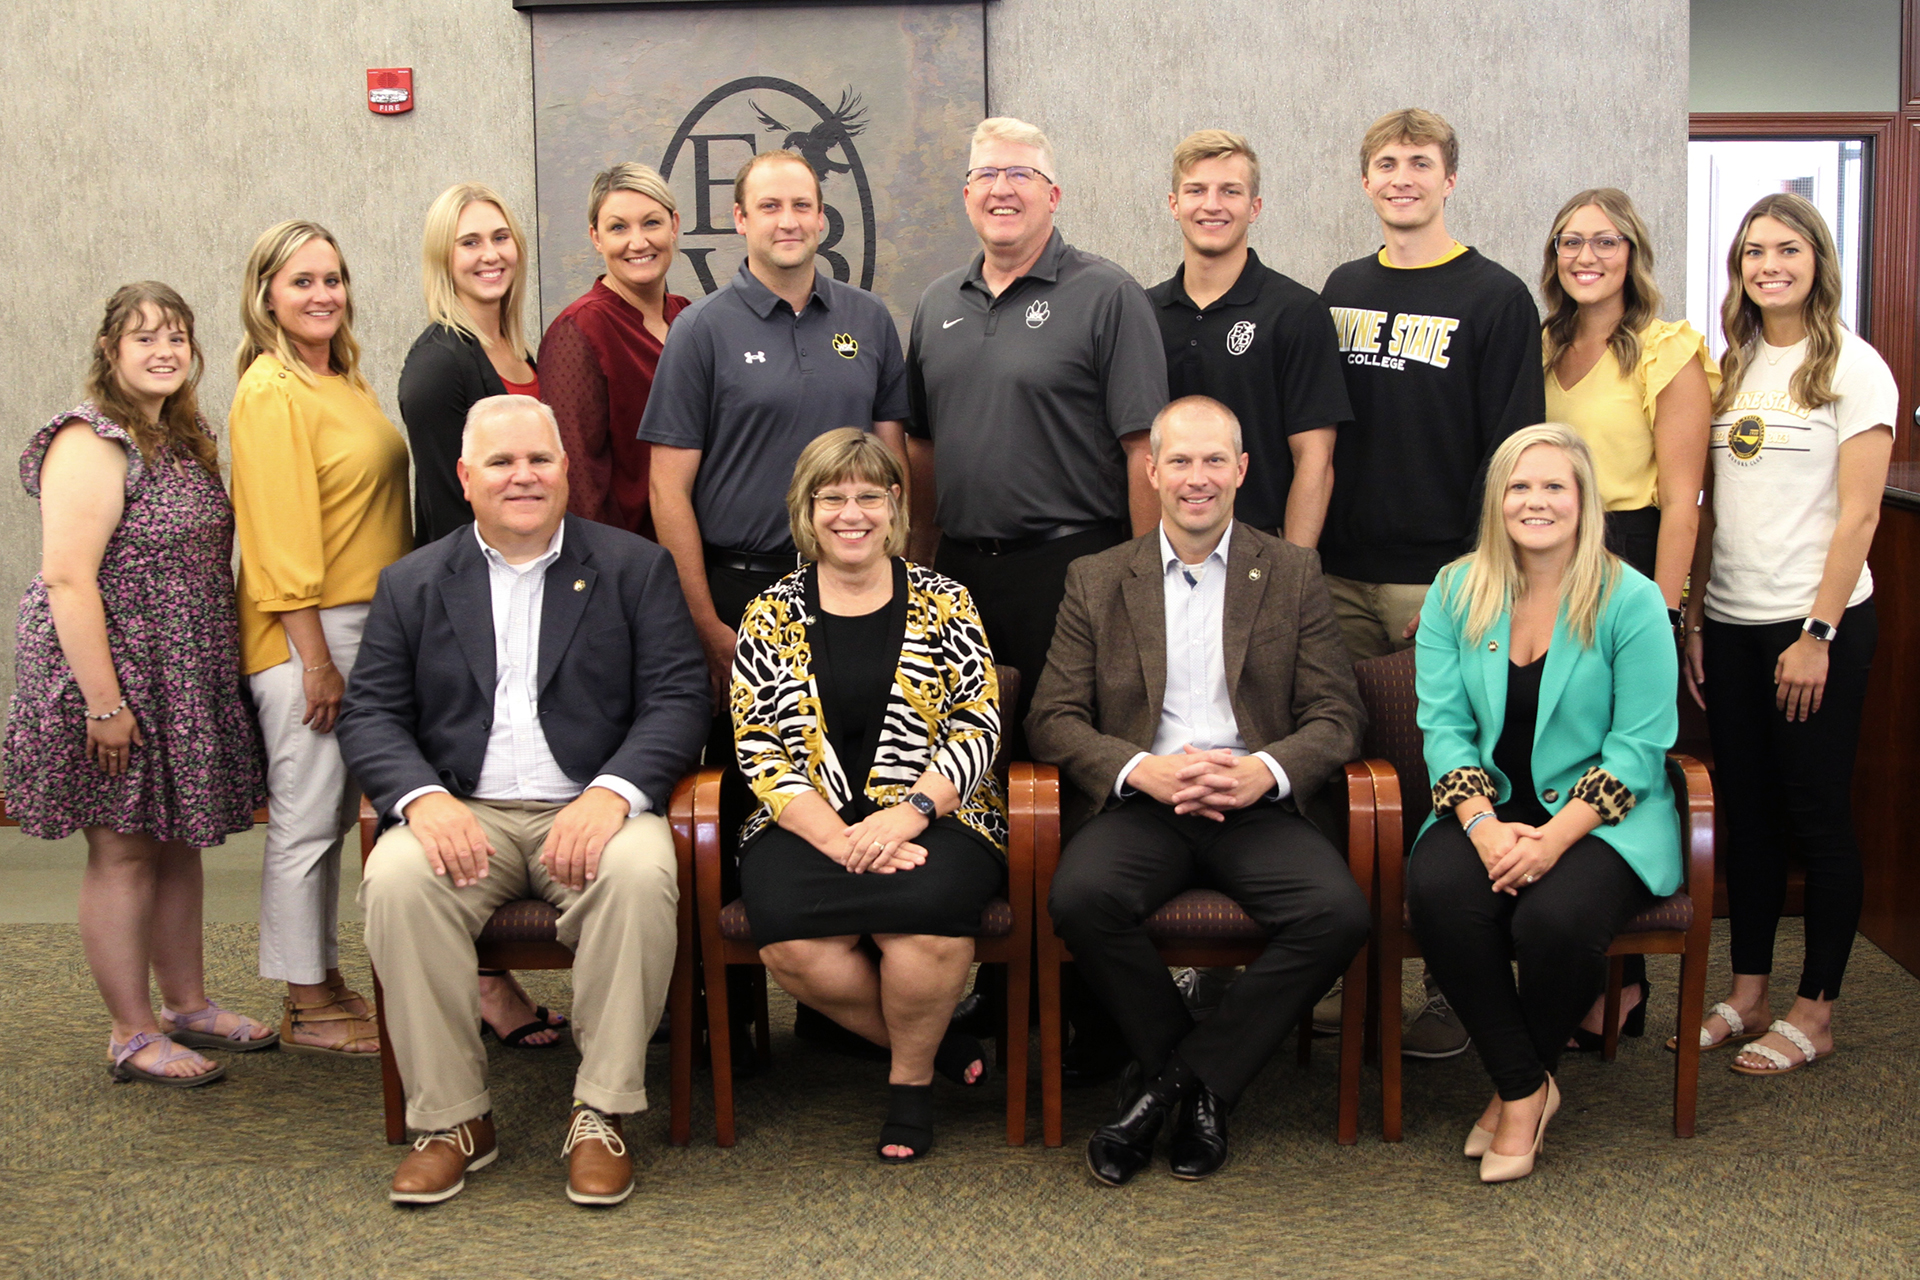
[1025, 299, 1050, 329]
[831, 333, 859, 359]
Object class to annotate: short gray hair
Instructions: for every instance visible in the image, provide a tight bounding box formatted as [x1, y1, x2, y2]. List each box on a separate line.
[461, 394, 564, 462]
[1149, 395, 1242, 457]
[970, 117, 1057, 180]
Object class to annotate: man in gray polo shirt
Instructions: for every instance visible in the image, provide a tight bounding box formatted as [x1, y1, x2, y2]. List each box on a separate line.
[906, 116, 1168, 759]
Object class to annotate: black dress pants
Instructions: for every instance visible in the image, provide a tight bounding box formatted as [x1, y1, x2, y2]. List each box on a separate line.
[1047, 799, 1370, 1105]
[1408, 821, 1653, 1101]
[1704, 601, 1877, 1000]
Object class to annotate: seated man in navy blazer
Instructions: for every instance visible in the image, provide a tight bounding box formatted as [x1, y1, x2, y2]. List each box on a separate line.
[1027, 396, 1368, 1186]
[339, 395, 707, 1209]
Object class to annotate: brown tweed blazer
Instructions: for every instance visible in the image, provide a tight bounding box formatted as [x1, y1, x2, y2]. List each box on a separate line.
[1025, 521, 1365, 835]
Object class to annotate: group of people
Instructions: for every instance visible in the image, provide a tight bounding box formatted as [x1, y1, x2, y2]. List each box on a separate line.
[6, 105, 1894, 1205]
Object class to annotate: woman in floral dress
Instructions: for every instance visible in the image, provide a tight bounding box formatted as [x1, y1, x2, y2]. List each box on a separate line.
[5, 282, 273, 1086]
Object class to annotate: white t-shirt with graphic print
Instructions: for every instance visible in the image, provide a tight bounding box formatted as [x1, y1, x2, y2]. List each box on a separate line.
[1705, 328, 1898, 625]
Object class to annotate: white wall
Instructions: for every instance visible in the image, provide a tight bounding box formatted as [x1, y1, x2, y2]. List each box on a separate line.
[1691, 0, 1901, 112]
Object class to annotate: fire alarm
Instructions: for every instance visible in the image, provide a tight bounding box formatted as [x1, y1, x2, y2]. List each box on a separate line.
[368, 68, 413, 115]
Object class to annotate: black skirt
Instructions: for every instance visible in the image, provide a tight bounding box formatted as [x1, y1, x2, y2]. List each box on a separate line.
[739, 817, 1005, 945]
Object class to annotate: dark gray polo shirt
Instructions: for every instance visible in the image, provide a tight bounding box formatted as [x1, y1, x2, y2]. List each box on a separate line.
[639, 260, 908, 553]
[906, 230, 1168, 542]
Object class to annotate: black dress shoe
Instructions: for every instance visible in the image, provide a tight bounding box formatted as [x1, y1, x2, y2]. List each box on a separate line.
[1168, 1085, 1230, 1180]
[1086, 1069, 1183, 1187]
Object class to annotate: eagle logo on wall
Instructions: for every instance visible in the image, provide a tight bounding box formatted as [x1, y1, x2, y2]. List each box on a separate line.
[751, 89, 869, 180]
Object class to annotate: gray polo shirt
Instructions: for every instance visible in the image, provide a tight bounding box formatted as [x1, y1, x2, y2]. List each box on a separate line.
[639, 260, 909, 553]
[906, 230, 1168, 542]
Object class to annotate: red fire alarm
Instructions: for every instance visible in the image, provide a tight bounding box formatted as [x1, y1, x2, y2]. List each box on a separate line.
[368, 68, 413, 115]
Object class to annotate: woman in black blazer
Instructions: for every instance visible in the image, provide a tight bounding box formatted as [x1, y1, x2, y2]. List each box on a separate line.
[398, 182, 539, 546]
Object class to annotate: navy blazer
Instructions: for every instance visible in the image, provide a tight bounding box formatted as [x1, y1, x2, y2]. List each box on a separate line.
[337, 514, 709, 822]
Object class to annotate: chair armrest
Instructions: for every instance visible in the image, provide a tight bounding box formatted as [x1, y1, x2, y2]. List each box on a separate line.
[1017, 764, 1062, 936]
[357, 795, 379, 867]
[1343, 761, 1376, 902]
[1005, 763, 1055, 926]
[1366, 759, 1405, 919]
[683, 767, 728, 918]
[1666, 753, 1715, 928]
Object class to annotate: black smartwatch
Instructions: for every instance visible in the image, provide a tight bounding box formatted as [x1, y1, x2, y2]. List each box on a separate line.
[904, 791, 937, 818]
[1802, 617, 1838, 642]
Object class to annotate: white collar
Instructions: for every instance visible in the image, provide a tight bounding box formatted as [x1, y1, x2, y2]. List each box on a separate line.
[474, 520, 565, 572]
[1159, 521, 1232, 577]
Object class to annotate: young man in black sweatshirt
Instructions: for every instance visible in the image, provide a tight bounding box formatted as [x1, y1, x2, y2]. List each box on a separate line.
[1320, 108, 1545, 662]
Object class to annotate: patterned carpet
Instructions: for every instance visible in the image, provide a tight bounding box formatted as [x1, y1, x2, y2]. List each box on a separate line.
[3, 919, 1917, 1280]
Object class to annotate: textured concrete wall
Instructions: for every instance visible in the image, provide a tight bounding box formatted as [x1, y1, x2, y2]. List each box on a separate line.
[0, 0, 536, 699]
[1692, 0, 1901, 112]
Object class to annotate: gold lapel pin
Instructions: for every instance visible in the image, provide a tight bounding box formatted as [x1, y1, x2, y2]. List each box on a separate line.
[573, 579, 585, 592]
[1248, 567, 1262, 580]
[1489, 641, 1499, 651]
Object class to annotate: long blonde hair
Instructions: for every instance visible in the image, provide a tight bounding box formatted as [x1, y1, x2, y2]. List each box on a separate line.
[421, 183, 533, 359]
[85, 282, 219, 478]
[1539, 187, 1663, 378]
[1442, 424, 1618, 648]
[235, 220, 369, 391]
[1714, 193, 1844, 416]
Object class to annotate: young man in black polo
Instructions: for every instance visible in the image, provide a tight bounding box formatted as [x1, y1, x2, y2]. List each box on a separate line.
[1317, 107, 1546, 1058]
[1148, 130, 1349, 550]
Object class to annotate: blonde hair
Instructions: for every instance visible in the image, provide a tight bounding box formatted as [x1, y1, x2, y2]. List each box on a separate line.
[1359, 108, 1458, 177]
[786, 428, 909, 561]
[421, 183, 533, 360]
[1171, 129, 1260, 198]
[589, 161, 676, 227]
[1540, 188, 1663, 379]
[235, 220, 368, 391]
[970, 117, 1056, 179]
[1442, 423, 1618, 649]
[85, 282, 219, 478]
[1714, 192, 1846, 416]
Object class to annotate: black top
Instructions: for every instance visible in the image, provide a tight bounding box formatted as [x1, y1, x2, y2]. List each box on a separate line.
[1148, 248, 1352, 532]
[1318, 248, 1545, 584]
[1492, 651, 1552, 827]
[802, 558, 910, 822]
[906, 229, 1170, 541]
[637, 261, 909, 554]
[397, 324, 525, 547]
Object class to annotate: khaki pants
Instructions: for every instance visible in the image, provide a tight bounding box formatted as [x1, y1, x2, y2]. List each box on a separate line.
[1325, 575, 1429, 663]
[360, 800, 677, 1130]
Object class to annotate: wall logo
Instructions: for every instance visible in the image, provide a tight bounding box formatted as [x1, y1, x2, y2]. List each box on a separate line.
[832, 334, 859, 358]
[1226, 321, 1256, 356]
[660, 78, 876, 296]
[1025, 300, 1051, 329]
[1728, 414, 1766, 461]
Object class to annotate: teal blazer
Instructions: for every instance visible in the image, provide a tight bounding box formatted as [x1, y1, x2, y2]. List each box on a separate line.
[1413, 564, 1681, 897]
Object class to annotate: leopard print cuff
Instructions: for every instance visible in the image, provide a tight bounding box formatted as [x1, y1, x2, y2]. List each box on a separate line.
[1570, 767, 1636, 825]
[1431, 766, 1497, 816]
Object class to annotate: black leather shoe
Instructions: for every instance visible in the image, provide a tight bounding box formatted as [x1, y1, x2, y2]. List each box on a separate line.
[1168, 1085, 1230, 1180]
[1085, 1069, 1182, 1187]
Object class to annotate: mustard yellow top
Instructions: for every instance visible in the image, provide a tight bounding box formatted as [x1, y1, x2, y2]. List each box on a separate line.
[229, 354, 412, 674]
[1544, 319, 1720, 512]
[1377, 240, 1468, 269]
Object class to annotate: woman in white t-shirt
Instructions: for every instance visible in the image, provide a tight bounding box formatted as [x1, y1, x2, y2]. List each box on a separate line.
[1682, 193, 1897, 1075]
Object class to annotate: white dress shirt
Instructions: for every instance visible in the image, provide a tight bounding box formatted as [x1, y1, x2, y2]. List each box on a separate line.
[393, 524, 648, 819]
[1114, 523, 1290, 801]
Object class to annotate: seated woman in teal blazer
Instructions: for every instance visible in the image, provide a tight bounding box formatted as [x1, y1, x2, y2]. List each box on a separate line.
[1408, 423, 1680, 1185]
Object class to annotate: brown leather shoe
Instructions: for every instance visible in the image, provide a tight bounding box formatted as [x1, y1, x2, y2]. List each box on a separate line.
[390, 1113, 497, 1205]
[564, 1106, 632, 1206]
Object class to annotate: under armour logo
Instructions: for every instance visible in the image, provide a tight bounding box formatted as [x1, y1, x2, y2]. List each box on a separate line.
[1025, 300, 1050, 329]
[1227, 321, 1256, 356]
[744, 351, 766, 364]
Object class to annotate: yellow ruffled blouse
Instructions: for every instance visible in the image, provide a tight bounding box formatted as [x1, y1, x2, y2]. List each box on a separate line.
[1544, 319, 1719, 512]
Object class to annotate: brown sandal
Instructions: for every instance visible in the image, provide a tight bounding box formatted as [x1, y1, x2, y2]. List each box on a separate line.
[281, 995, 381, 1057]
[326, 981, 375, 1021]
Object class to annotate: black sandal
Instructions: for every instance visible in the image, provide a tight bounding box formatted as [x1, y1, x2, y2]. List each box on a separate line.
[478, 970, 569, 1049]
[934, 1029, 991, 1087]
[877, 1083, 934, 1163]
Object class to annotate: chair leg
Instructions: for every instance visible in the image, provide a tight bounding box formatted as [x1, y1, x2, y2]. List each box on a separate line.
[1039, 948, 1064, 1148]
[1004, 958, 1031, 1147]
[1380, 948, 1404, 1143]
[1337, 943, 1366, 1146]
[702, 950, 736, 1147]
[668, 934, 694, 1148]
[1674, 940, 1709, 1138]
[372, 968, 405, 1144]
[1602, 954, 1625, 1062]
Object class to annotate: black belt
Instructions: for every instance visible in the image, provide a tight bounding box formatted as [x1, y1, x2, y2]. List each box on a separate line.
[943, 522, 1114, 556]
[704, 544, 800, 574]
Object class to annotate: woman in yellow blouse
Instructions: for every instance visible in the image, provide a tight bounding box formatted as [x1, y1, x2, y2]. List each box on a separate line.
[1538, 188, 1714, 1047]
[230, 221, 411, 1055]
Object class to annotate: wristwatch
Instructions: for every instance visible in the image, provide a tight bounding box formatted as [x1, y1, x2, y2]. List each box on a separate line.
[1802, 617, 1838, 642]
[904, 791, 937, 818]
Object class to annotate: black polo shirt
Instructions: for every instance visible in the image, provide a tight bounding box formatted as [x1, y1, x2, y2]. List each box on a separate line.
[1148, 248, 1351, 533]
[906, 230, 1168, 542]
[639, 260, 908, 553]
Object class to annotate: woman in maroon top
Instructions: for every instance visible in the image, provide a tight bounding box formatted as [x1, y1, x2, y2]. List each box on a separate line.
[542, 163, 691, 537]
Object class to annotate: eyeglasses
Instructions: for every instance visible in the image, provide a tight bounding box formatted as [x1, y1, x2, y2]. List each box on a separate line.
[964, 166, 1054, 189]
[1554, 233, 1629, 259]
[812, 490, 890, 512]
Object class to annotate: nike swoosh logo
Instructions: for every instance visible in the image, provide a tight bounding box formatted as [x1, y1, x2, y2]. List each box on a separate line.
[943, 318, 964, 329]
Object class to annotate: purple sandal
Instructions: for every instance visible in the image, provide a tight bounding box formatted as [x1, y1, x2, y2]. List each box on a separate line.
[109, 1031, 226, 1087]
[161, 1000, 281, 1053]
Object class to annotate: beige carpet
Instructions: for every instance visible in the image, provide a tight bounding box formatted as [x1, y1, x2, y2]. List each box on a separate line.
[3, 919, 1917, 1280]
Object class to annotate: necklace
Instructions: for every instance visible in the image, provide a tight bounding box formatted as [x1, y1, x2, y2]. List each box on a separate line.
[1761, 340, 1798, 368]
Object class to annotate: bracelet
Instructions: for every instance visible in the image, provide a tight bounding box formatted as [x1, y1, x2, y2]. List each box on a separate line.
[85, 698, 127, 721]
[303, 659, 334, 673]
[1461, 810, 1494, 838]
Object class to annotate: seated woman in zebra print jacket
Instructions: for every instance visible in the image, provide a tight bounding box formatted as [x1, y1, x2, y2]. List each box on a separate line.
[729, 427, 1008, 1165]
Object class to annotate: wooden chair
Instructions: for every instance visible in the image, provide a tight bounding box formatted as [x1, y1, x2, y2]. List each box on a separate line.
[1354, 646, 1714, 1141]
[1034, 762, 1379, 1147]
[360, 777, 699, 1147]
[691, 665, 1039, 1147]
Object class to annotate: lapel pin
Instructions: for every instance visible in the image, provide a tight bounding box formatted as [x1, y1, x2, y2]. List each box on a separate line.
[1489, 641, 1499, 651]
[1248, 567, 1261, 580]
[573, 579, 585, 592]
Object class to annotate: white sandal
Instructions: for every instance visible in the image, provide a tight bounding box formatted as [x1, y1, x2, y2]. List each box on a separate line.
[1665, 1000, 1765, 1053]
[1730, 1019, 1828, 1076]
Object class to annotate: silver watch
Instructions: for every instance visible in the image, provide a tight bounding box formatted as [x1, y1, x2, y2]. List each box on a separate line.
[904, 791, 937, 818]
[1802, 617, 1838, 642]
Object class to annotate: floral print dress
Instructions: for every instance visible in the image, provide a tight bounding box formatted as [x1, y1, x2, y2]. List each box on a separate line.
[4, 405, 265, 843]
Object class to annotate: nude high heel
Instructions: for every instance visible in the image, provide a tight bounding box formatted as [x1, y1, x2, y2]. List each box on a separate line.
[1463, 1120, 1496, 1159]
[1480, 1075, 1559, 1183]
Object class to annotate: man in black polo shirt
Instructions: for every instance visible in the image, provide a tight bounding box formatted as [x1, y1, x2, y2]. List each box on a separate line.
[905, 116, 1168, 758]
[1148, 130, 1349, 549]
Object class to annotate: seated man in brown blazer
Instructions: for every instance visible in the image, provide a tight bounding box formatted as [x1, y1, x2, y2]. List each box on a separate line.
[1028, 395, 1368, 1186]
